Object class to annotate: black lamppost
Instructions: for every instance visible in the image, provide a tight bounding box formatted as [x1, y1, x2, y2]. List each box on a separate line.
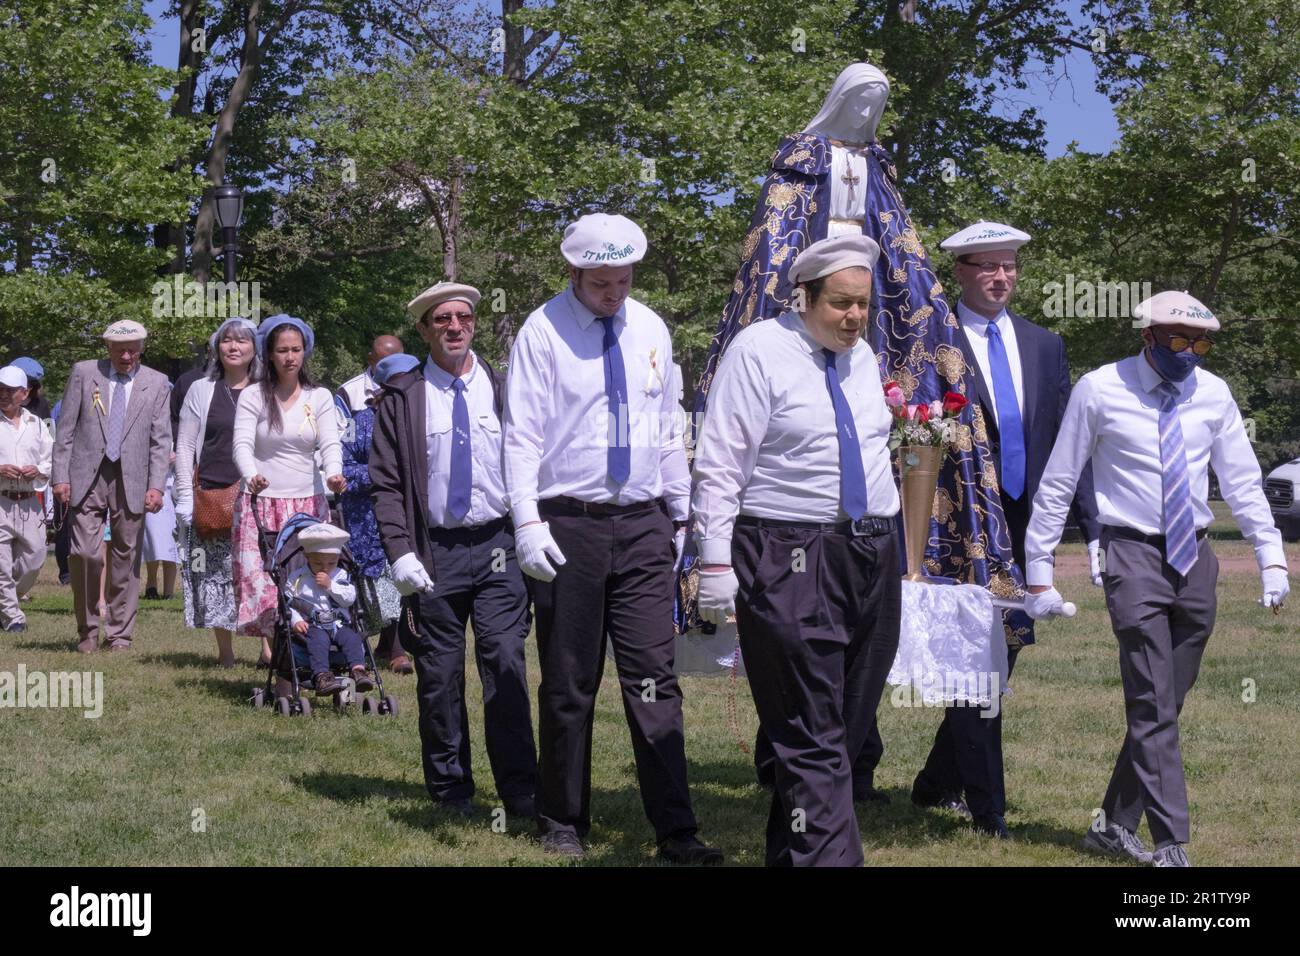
[212, 183, 244, 283]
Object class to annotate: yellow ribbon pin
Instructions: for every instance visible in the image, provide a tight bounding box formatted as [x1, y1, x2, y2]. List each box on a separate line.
[92, 387, 106, 416]
[299, 402, 318, 439]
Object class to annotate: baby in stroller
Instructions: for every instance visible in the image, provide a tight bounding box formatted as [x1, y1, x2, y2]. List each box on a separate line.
[286, 523, 376, 695]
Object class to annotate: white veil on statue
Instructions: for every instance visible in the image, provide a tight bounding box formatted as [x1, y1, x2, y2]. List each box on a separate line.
[803, 62, 891, 143]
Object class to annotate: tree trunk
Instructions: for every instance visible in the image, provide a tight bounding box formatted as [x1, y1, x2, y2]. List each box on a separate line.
[155, 0, 202, 276]
[1201, 191, 1241, 303]
[193, 0, 266, 284]
[502, 0, 526, 84]
[442, 164, 462, 280]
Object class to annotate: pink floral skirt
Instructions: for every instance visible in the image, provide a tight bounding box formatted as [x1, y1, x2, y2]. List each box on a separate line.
[232, 492, 328, 638]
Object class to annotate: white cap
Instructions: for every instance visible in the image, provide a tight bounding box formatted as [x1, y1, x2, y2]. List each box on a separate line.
[406, 282, 481, 323]
[1133, 290, 1220, 331]
[788, 234, 881, 285]
[103, 319, 148, 342]
[561, 213, 647, 268]
[299, 523, 351, 555]
[0, 366, 28, 389]
[940, 221, 1031, 257]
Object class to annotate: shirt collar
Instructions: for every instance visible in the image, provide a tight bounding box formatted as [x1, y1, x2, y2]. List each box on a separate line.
[1134, 348, 1185, 396]
[956, 299, 1009, 336]
[784, 311, 865, 367]
[564, 283, 624, 331]
[423, 352, 478, 390]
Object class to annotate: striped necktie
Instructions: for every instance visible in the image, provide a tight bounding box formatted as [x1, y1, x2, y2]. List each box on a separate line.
[105, 373, 127, 463]
[1157, 381, 1198, 575]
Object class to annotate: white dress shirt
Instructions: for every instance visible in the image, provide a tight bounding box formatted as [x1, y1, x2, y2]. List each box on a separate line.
[0, 408, 54, 493]
[233, 386, 343, 499]
[1025, 352, 1286, 584]
[337, 369, 378, 413]
[956, 300, 1025, 423]
[423, 353, 508, 528]
[284, 565, 356, 628]
[504, 285, 691, 524]
[692, 310, 901, 566]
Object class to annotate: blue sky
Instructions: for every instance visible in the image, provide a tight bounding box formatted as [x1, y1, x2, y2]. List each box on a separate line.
[141, 0, 1120, 158]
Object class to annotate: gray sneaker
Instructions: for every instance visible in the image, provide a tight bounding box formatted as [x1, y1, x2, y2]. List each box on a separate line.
[1081, 822, 1153, 863]
[1153, 844, 1191, 867]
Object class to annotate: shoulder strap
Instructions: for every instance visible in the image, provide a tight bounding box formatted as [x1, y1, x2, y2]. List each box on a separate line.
[477, 355, 505, 420]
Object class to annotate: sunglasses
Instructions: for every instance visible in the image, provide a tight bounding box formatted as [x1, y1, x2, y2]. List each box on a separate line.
[425, 311, 476, 328]
[1155, 332, 1214, 356]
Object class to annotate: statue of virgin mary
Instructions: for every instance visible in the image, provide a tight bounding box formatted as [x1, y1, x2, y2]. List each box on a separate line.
[681, 63, 1033, 646]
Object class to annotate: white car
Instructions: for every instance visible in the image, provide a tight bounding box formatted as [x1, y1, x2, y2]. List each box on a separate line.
[1264, 459, 1300, 542]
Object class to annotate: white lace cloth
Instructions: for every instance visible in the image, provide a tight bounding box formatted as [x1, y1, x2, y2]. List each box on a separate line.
[886, 581, 1009, 706]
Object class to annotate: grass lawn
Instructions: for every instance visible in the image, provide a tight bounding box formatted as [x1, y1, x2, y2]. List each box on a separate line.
[3, 508, 1297, 867]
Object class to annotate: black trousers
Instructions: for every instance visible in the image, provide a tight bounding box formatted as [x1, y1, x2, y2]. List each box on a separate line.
[735, 521, 901, 867]
[754, 711, 883, 797]
[912, 485, 1026, 821]
[529, 498, 697, 842]
[912, 647, 1020, 819]
[405, 519, 538, 805]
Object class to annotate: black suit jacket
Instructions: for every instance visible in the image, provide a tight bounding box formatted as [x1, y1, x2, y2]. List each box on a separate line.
[956, 308, 1100, 545]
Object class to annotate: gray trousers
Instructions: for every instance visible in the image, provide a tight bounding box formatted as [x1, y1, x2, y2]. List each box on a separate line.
[1100, 527, 1218, 848]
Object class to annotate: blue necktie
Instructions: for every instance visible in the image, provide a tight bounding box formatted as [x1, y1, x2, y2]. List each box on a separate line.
[447, 378, 471, 521]
[105, 374, 127, 463]
[822, 349, 869, 521]
[1157, 382, 1198, 575]
[985, 320, 1026, 500]
[598, 315, 631, 485]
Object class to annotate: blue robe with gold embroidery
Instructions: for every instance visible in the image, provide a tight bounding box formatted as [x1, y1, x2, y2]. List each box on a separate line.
[684, 132, 1033, 645]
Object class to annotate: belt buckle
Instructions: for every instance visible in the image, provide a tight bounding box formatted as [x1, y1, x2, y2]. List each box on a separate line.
[850, 518, 871, 537]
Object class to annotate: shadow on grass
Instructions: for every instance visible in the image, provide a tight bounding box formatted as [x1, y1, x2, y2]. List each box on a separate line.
[139, 650, 229, 670]
[175, 673, 262, 706]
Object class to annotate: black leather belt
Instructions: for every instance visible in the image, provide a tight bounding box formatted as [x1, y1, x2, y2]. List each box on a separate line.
[1101, 524, 1207, 547]
[540, 495, 662, 517]
[737, 514, 896, 538]
[1, 491, 35, 501]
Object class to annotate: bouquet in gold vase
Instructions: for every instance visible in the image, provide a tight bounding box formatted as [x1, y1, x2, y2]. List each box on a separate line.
[883, 381, 968, 581]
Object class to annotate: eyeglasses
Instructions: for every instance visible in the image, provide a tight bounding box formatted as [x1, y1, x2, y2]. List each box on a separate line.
[959, 258, 1019, 276]
[426, 311, 476, 328]
[1159, 333, 1214, 356]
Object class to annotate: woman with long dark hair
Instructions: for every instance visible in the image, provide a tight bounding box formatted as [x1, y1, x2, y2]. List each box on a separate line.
[175, 317, 262, 666]
[231, 315, 345, 641]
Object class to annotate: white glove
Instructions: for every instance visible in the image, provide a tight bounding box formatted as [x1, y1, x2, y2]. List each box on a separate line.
[391, 552, 434, 595]
[1088, 539, 1104, 587]
[1025, 587, 1066, 620]
[1260, 566, 1289, 609]
[672, 526, 688, 574]
[175, 499, 193, 531]
[697, 567, 739, 627]
[515, 521, 567, 582]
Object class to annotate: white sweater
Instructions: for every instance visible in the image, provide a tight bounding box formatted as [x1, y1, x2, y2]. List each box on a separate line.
[233, 385, 342, 499]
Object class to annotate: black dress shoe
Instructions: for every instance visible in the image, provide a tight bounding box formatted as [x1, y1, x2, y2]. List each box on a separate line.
[433, 796, 475, 818]
[58, 573, 71, 586]
[540, 831, 585, 858]
[972, 814, 1011, 840]
[657, 835, 724, 866]
[854, 786, 890, 805]
[144, 587, 160, 600]
[5, 622, 26, 633]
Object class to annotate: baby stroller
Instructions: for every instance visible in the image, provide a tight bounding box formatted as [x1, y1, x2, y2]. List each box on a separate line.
[247, 498, 397, 718]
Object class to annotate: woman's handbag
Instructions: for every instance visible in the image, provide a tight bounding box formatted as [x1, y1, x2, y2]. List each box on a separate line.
[192, 460, 239, 540]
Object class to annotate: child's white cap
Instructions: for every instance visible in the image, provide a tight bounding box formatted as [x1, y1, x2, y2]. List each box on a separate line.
[299, 523, 350, 555]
